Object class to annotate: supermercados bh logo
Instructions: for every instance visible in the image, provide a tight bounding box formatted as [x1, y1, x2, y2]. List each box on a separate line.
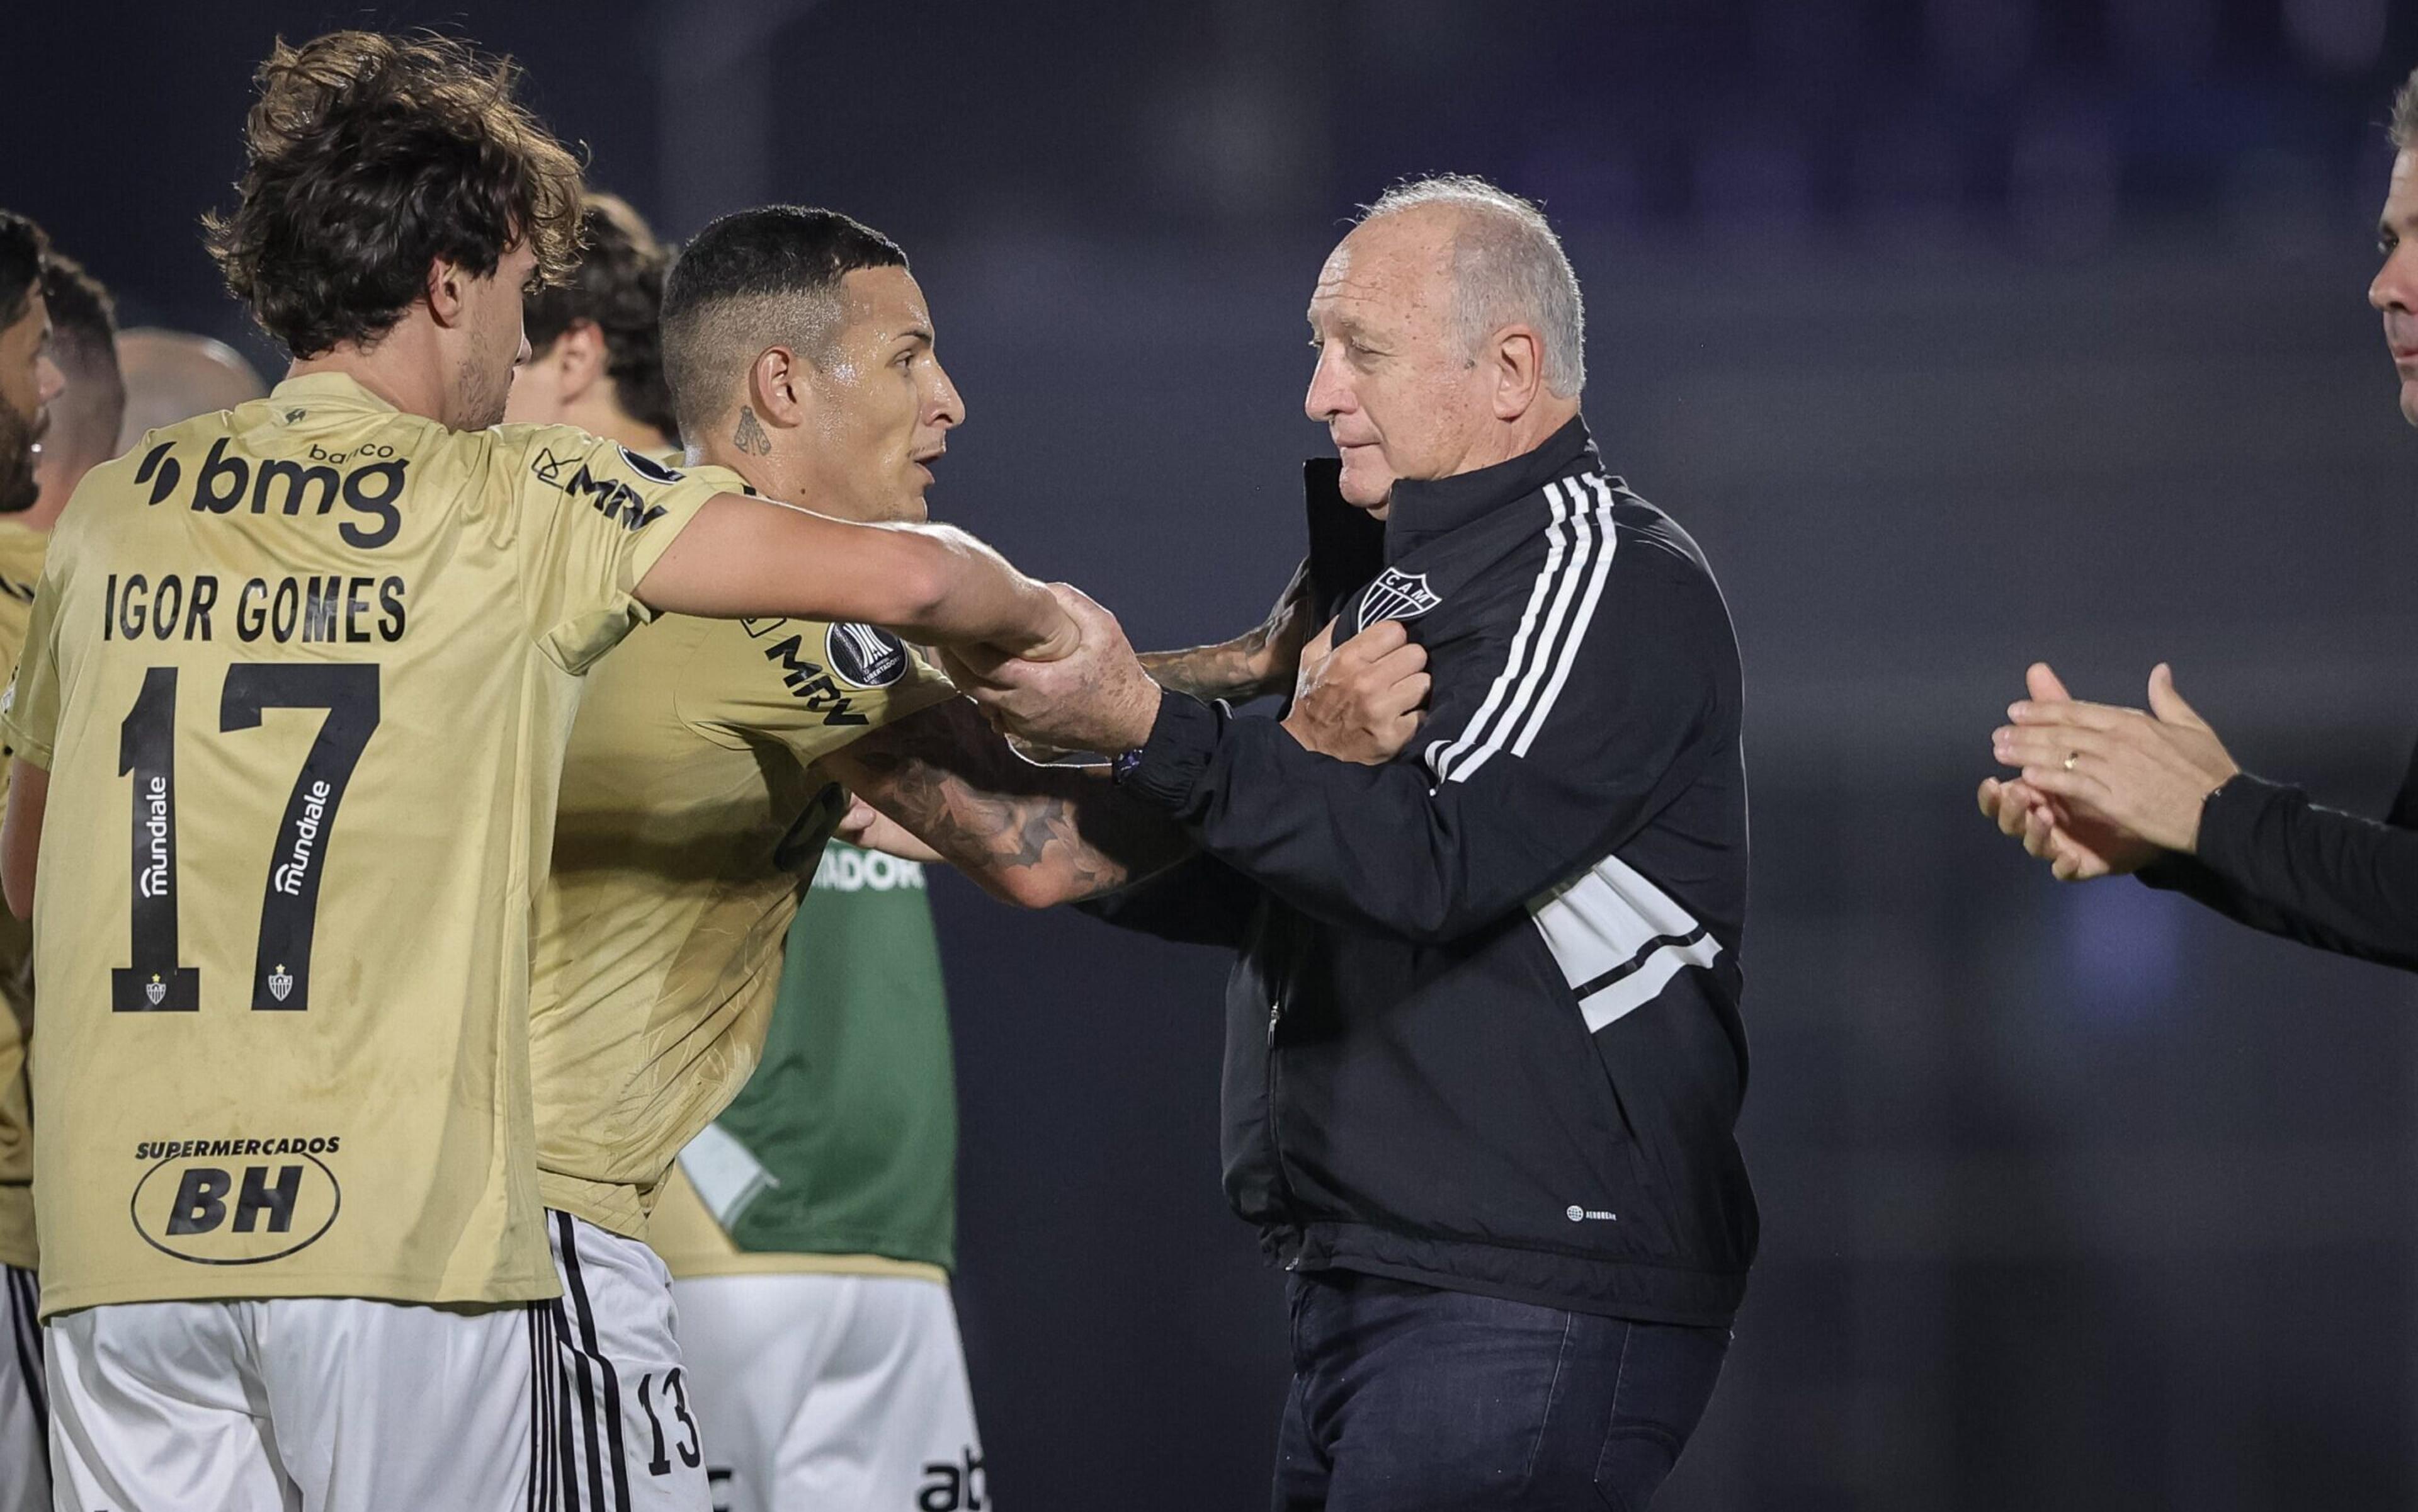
[1356, 567, 1441, 631]
[129, 1135, 341, 1265]
[825, 622, 906, 688]
[529, 445, 671, 531]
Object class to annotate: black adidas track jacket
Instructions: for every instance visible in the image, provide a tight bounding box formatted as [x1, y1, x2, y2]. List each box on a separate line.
[1101, 418, 1757, 1327]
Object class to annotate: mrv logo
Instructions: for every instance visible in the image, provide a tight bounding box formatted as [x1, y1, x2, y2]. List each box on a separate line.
[529, 446, 670, 531]
[134, 438, 406, 549]
[131, 1147, 341, 1265]
[761, 633, 871, 725]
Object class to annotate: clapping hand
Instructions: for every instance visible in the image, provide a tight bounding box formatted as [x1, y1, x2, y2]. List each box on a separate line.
[1980, 661, 2238, 877]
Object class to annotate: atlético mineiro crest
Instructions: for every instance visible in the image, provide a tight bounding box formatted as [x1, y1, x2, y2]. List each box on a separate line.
[145, 974, 164, 1006]
[1357, 568, 1443, 632]
[268, 965, 293, 1003]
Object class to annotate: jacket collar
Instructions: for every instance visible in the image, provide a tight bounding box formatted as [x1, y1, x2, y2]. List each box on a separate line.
[1377, 415, 1598, 559]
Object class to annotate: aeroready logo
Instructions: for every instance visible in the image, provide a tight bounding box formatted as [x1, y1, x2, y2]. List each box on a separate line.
[1565, 1204, 1618, 1223]
[1356, 568, 1441, 631]
[130, 1138, 342, 1265]
[825, 621, 907, 688]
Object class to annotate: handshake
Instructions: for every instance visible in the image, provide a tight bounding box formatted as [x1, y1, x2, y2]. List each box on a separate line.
[941, 581, 1435, 768]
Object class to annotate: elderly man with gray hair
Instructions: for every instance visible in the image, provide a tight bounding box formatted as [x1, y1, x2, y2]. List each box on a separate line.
[958, 175, 1754, 1507]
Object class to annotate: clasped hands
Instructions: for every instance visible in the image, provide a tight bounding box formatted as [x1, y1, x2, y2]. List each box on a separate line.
[944, 583, 1431, 765]
[1977, 661, 2240, 882]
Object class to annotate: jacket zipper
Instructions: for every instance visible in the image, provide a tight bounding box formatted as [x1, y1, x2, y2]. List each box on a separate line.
[1264, 991, 1310, 1268]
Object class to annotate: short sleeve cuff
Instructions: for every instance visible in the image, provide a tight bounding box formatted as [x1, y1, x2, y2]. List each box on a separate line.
[0, 713, 51, 772]
[1121, 690, 1223, 814]
[616, 484, 724, 625]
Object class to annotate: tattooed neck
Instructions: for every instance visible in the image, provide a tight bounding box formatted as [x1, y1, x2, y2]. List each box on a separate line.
[732, 405, 773, 455]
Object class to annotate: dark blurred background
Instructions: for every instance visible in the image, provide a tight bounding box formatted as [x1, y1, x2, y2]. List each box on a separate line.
[14, 1, 2418, 1506]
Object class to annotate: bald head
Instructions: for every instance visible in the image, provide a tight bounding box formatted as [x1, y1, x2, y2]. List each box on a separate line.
[115, 329, 269, 453]
[1354, 176, 1586, 397]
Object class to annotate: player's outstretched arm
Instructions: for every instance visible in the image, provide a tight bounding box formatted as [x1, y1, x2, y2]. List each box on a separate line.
[1, 759, 47, 924]
[1137, 557, 1316, 703]
[635, 494, 1076, 659]
[826, 613, 1430, 907]
[819, 698, 1191, 909]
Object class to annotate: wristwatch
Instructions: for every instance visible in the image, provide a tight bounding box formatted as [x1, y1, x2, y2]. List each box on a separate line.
[1110, 746, 1149, 785]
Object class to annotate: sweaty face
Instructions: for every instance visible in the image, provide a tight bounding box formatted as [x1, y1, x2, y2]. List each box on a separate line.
[455, 242, 540, 431]
[1303, 211, 1496, 514]
[0, 289, 62, 513]
[2372, 151, 2418, 428]
[795, 267, 962, 525]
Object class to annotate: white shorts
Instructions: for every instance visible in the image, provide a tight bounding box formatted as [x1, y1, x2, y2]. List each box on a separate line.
[0, 1268, 43, 1512]
[45, 1293, 542, 1512]
[547, 1211, 708, 1512]
[669, 1271, 985, 1512]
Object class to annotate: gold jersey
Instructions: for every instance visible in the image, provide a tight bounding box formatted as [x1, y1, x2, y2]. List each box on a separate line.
[0, 520, 44, 1271]
[0, 374, 728, 1316]
[529, 462, 954, 1238]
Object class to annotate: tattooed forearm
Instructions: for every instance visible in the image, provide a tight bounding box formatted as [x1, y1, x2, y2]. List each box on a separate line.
[1138, 639, 1285, 702]
[820, 698, 1191, 907]
[1138, 555, 1319, 703]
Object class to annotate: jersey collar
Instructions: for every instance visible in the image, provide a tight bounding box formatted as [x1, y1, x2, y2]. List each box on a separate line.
[268, 372, 400, 416]
[1377, 415, 1598, 558]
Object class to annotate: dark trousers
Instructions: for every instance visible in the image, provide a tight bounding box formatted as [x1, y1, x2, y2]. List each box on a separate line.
[1271, 1269, 1728, 1511]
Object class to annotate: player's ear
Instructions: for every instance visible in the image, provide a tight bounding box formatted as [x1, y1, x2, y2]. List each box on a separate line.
[558, 322, 607, 401]
[751, 345, 810, 429]
[425, 257, 470, 329]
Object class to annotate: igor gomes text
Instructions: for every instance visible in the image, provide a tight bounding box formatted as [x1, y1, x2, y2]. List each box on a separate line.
[98, 572, 409, 645]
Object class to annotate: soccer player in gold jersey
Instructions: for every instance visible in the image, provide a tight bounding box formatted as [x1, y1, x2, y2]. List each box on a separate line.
[0, 241, 119, 1512]
[0, 33, 1074, 1512]
[518, 202, 1203, 1511]
[0, 210, 65, 1512]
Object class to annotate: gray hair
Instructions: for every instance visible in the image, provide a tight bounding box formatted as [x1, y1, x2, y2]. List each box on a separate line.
[1358, 174, 1586, 397]
[2396, 64, 2418, 151]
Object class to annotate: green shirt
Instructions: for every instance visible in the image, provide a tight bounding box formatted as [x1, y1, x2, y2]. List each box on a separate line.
[674, 842, 958, 1273]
